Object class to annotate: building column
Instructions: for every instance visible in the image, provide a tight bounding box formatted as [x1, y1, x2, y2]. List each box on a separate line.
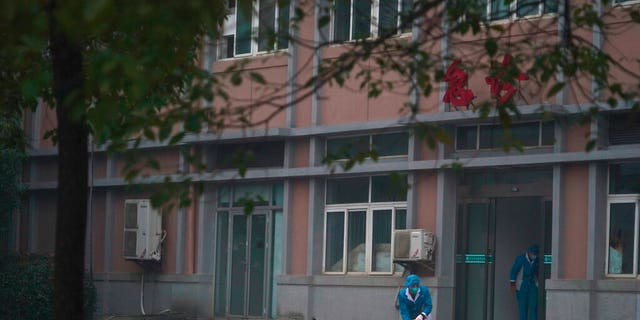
[435, 169, 456, 319]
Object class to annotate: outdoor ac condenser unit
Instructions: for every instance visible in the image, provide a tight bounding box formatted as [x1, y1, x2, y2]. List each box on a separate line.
[393, 229, 436, 262]
[123, 199, 163, 261]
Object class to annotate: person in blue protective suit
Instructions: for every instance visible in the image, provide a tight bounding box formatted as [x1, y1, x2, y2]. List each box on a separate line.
[397, 274, 433, 320]
[510, 244, 540, 320]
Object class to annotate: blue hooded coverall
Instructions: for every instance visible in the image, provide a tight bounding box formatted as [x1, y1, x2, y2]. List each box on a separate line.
[510, 246, 539, 320]
[397, 274, 432, 320]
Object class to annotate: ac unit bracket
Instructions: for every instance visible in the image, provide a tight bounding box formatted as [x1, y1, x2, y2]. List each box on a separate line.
[394, 260, 434, 275]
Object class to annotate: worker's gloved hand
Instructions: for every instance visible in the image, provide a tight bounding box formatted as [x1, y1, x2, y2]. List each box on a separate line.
[414, 312, 428, 320]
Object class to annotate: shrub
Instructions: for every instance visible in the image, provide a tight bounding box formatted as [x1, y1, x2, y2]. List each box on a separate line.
[0, 252, 96, 320]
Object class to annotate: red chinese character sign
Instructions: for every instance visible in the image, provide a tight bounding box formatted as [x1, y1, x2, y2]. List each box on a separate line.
[442, 59, 475, 109]
[485, 54, 529, 105]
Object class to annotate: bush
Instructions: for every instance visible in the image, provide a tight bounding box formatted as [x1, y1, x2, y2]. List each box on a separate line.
[0, 252, 96, 320]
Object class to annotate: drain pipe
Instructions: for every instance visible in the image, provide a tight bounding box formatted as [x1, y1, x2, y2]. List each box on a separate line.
[140, 273, 146, 315]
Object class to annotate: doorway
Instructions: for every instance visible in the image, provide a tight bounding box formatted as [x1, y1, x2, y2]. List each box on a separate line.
[455, 197, 551, 320]
[214, 210, 282, 319]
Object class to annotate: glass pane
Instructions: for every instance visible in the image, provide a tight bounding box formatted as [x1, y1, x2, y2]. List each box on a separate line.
[234, 184, 271, 207]
[541, 121, 555, 146]
[272, 183, 284, 206]
[395, 208, 407, 229]
[511, 122, 540, 147]
[248, 214, 267, 316]
[456, 126, 478, 150]
[465, 203, 489, 319]
[277, 0, 290, 49]
[479, 124, 504, 149]
[490, 0, 509, 20]
[608, 203, 635, 274]
[378, 0, 399, 36]
[400, 0, 413, 32]
[214, 212, 229, 316]
[230, 215, 247, 315]
[258, 0, 276, 52]
[352, 0, 371, 39]
[609, 163, 640, 194]
[373, 209, 392, 272]
[516, 0, 540, 17]
[371, 174, 408, 202]
[236, 0, 252, 54]
[543, 0, 558, 13]
[325, 212, 345, 272]
[347, 210, 367, 272]
[218, 186, 231, 207]
[271, 211, 283, 318]
[326, 177, 369, 204]
[372, 132, 408, 157]
[326, 135, 369, 160]
[334, 0, 351, 42]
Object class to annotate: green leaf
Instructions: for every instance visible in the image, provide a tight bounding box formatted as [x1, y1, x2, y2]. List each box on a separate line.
[249, 72, 266, 84]
[585, 139, 596, 152]
[547, 82, 565, 98]
[485, 39, 497, 56]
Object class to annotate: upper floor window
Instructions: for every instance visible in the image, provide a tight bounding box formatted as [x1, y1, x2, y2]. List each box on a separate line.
[455, 121, 554, 151]
[207, 140, 285, 170]
[607, 163, 640, 277]
[487, 0, 557, 21]
[331, 0, 413, 42]
[609, 112, 640, 146]
[217, 0, 290, 59]
[326, 132, 409, 160]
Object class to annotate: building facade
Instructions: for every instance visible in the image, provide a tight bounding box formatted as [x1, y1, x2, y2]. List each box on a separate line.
[10, 0, 640, 319]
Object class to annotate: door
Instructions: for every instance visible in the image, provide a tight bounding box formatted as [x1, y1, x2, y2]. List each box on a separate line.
[455, 197, 549, 320]
[215, 210, 273, 318]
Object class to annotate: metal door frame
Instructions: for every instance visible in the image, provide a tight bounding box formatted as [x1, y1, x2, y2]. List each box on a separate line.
[224, 209, 273, 319]
[456, 196, 549, 320]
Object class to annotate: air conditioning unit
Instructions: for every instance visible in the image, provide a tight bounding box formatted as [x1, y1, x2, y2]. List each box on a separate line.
[393, 229, 436, 262]
[123, 199, 163, 261]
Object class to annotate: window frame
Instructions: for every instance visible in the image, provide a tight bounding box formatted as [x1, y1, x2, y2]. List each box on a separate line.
[605, 195, 640, 278]
[322, 204, 407, 275]
[454, 121, 554, 151]
[217, 0, 290, 59]
[330, 0, 412, 43]
[486, 0, 557, 22]
[325, 131, 409, 161]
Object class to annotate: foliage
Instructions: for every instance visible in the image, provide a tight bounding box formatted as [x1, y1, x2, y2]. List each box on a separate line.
[0, 252, 97, 320]
[0, 112, 26, 247]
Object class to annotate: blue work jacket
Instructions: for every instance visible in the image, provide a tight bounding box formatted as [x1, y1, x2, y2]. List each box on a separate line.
[397, 286, 432, 320]
[509, 252, 539, 291]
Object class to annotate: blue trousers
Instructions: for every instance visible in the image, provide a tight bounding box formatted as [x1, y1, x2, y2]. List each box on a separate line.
[516, 284, 537, 320]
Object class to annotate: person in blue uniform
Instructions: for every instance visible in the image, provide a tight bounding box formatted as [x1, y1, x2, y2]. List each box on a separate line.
[510, 244, 540, 320]
[397, 274, 432, 320]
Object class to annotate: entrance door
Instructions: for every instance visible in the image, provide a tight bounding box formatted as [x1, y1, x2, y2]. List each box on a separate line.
[215, 210, 274, 318]
[455, 197, 550, 320]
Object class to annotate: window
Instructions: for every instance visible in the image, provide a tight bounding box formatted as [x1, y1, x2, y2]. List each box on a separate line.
[212, 140, 285, 169]
[455, 121, 554, 150]
[217, 182, 284, 208]
[324, 175, 408, 274]
[606, 163, 640, 277]
[487, 0, 557, 21]
[331, 0, 413, 42]
[609, 112, 640, 146]
[326, 132, 409, 161]
[217, 0, 290, 59]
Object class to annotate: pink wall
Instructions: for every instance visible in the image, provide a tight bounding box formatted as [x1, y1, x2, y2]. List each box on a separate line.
[290, 179, 309, 275]
[561, 164, 588, 279]
[293, 138, 310, 168]
[38, 105, 57, 149]
[415, 172, 438, 232]
[565, 123, 590, 153]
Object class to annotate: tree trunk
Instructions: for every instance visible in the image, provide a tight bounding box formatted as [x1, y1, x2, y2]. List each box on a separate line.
[48, 1, 88, 319]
